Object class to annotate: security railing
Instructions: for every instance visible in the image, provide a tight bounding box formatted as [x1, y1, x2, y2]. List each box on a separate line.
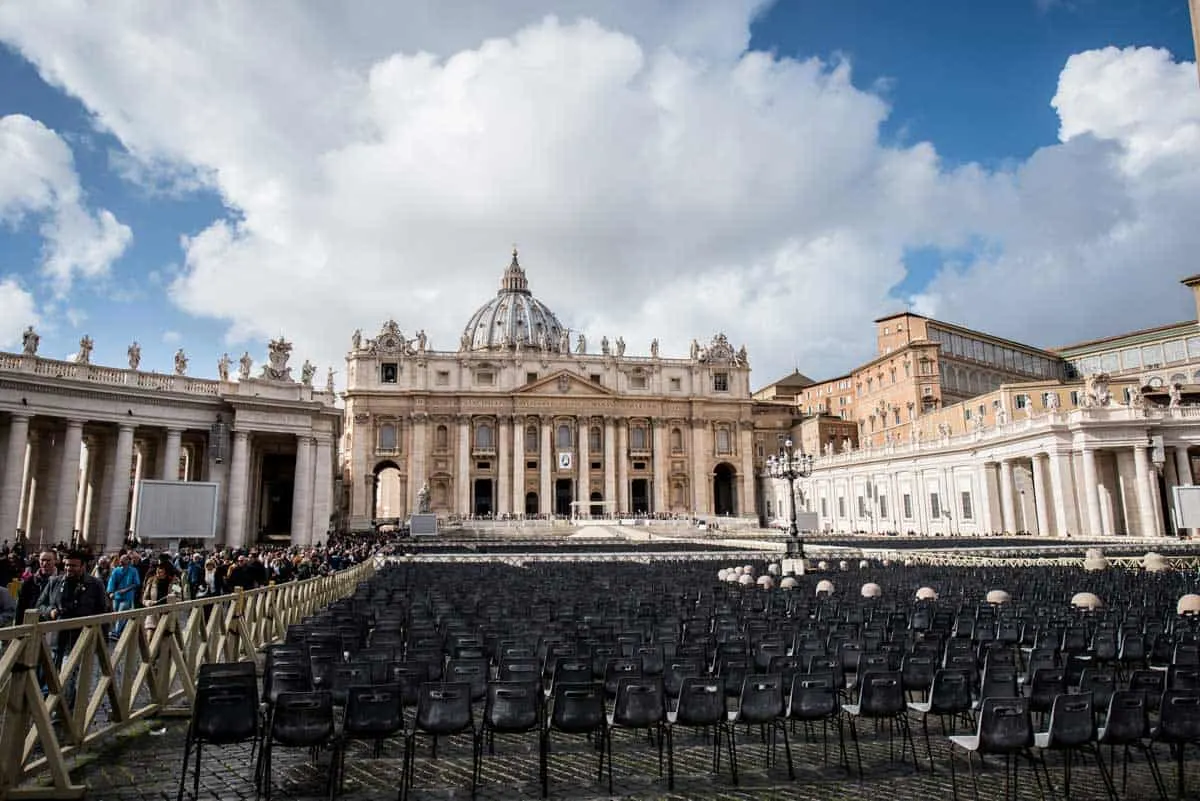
[868, 550, 1200, 570]
[0, 559, 375, 799]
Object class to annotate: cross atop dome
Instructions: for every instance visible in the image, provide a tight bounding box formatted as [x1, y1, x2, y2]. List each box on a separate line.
[500, 245, 530, 295]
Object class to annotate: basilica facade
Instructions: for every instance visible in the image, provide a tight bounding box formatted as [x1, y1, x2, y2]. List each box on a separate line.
[341, 250, 759, 528]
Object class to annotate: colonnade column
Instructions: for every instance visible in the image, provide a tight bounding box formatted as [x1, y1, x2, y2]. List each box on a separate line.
[576, 417, 590, 514]
[290, 436, 314, 545]
[1079, 447, 1104, 537]
[1133, 444, 1158, 538]
[603, 417, 616, 516]
[617, 420, 629, 514]
[310, 436, 333, 545]
[0, 413, 30, 538]
[651, 419, 667, 515]
[161, 427, 183, 481]
[1175, 447, 1195, 536]
[457, 417, 471, 515]
[1047, 451, 1076, 538]
[1031, 454, 1052, 537]
[103, 424, 135, 551]
[999, 460, 1017, 533]
[976, 463, 994, 533]
[51, 420, 84, 542]
[539, 418, 552, 516]
[497, 416, 511, 518]
[73, 438, 92, 536]
[225, 430, 250, 548]
[511, 416, 525, 515]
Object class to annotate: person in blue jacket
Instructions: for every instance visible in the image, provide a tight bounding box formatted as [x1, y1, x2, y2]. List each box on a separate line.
[106, 553, 141, 639]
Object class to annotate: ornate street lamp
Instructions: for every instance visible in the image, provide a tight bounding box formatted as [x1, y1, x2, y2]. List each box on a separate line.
[766, 436, 814, 561]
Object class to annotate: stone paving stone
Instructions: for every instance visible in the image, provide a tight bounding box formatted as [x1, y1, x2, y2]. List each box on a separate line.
[29, 709, 1199, 801]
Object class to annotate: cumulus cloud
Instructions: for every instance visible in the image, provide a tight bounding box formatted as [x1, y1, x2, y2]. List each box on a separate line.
[0, 2, 1194, 384]
[0, 277, 38, 349]
[0, 114, 132, 295]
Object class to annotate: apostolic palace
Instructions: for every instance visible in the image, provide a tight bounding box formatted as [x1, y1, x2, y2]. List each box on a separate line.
[3, 249, 1200, 547]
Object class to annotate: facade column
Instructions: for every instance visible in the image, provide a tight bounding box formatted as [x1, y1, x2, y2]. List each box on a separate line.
[290, 436, 314, 545]
[576, 417, 590, 515]
[617, 420, 629, 514]
[1031, 454, 1052, 537]
[603, 417, 616, 517]
[74, 437, 94, 537]
[225, 431, 250, 548]
[310, 436, 333, 545]
[652, 419, 667, 515]
[497, 416, 511, 517]
[408, 413, 427, 514]
[738, 423, 755, 520]
[161, 428, 183, 481]
[1133, 444, 1158, 538]
[51, 420, 84, 543]
[1114, 450, 1138, 535]
[349, 415, 371, 529]
[691, 421, 707, 515]
[457, 417, 471, 516]
[0, 414, 30, 539]
[1047, 451, 1077, 538]
[539, 418, 552, 516]
[999, 460, 1017, 534]
[104, 424, 135, 551]
[1079, 447, 1104, 537]
[1174, 447, 1195, 536]
[512, 416, 525, 516]
[976, 462, 994, 533]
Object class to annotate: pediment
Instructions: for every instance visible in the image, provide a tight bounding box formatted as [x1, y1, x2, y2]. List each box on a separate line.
[518, 370, 618, 397]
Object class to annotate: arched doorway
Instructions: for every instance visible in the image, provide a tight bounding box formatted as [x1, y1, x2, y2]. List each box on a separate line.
[373, 461, 404, 521]
[589, 491, 603, 518]
[713, 463, 737, 516]
[525, 492, 539, 516]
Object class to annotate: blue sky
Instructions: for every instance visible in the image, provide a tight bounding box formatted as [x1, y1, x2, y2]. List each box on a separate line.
[0, 0, 1197, 383]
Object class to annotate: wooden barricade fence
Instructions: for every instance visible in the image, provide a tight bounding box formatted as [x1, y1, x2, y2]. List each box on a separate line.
[0, 558, 376, 800]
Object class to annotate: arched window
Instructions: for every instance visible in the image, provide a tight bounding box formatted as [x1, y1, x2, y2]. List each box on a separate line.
[378, 423, 397, 451]
[670, 427, 683, 453]
[630, 425, 647, 450]
[525, 425, 539, 452]
[716, 427, 731, 454]
[475, 423, 493, 449]
[557, 424, 572, 449]
[1172, 373, 1188, 386]
[435, 425, 448, 451]
[589, 426, 602, 452]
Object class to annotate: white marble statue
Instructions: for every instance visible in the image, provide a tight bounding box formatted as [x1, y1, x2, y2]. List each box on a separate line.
[937, 422, 951, 439]
[21, 325, 39, 356]
[351, 329, 362, 350]
[600, 336, 610, 356]
[996, 407, 1008, 426]
[842, 437, 852, 453]
[737, 345, 748, 365]
[559, 329, 570, 354]
[417, 481, 431, 514]
[77, 335, 94, 365]
[326, 367, 335, 393]
[301, 359, 316, 386]
[650, 338, 659, 358]
[127, 341, 141, 370]
[576, 334, 586, 354]
[1084, 373, 1112, 408]
[615, 336, 625, 357]
[690, 339, 701, 360]
[1129, 387, 1145, 409]
[238, 351, 253, 380]
[460, 331, 472, 352]
[1170, 383, 1182, 408]
[174, 348, 188, 376]
[824, 441, 834, 457]
[415, 329, 427, 353]
[217, 353, 232, 381]
[1046, 392, 1060, 411]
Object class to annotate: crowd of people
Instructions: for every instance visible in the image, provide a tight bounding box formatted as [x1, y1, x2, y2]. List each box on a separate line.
[0, 533, 383, 632]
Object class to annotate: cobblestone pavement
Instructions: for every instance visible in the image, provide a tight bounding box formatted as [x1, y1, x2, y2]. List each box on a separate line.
[29, 708, 1194, 800]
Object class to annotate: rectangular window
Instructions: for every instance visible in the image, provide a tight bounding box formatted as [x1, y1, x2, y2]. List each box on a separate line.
[1188, 336, 1200, 359]
[669, 377, 682, 391]
[713, 372, 729, 392]
[960, 491, 973, 520]
[902, 494, 913, 519]
[526, 460, 538, 469]
[381, 363, 398, 383]
[476, 461, 490, 470]
[1070, 390, 1080, 406]
[436, 370, 450, 386]
[1100, 353, 1120, 373]
[930, 492, 941, 519]
[1120, 348, 1141, 370]
[878, 495, 888, 518]
[591, 461, 602, 470]
[858, 496, 867, 516]
[1014, 394, 1027, 409]
[630, 375, 647, 389]
[1164, 340, 1186, 363]
[476, 371, 494, 386]
[590, 374, 601, 384]
[1141, 344, 1164, 368]
[821, 498, 828, 517]
[964, 408, 972, 420]
[526, 372, 538, 383]
[837, 497, 846, 518]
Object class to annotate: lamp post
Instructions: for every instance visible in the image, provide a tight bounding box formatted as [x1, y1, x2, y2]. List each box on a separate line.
[766, 436, 814, 562]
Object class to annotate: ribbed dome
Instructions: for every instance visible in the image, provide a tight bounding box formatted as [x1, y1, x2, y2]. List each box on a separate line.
[461, 249, 567, 352]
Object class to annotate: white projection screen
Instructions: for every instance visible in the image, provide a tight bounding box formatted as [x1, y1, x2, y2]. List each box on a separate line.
[134, 480, 219, 541]
[1173, 486, 1200, 529]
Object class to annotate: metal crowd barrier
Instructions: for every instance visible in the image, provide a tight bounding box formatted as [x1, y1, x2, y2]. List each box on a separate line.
[0, 558, 376, 799]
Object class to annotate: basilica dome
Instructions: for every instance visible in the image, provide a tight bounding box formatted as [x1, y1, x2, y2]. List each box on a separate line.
[461, 249, 567, 352]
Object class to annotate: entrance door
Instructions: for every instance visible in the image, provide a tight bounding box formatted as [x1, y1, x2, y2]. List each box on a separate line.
[474, 479, 494, 517]
[589, 491, 603, 518]
[631, 479, 649, 515]
[555, 479, 573, 517]
[713, 463, 737, 516]
[260, 453, 296, 541]
[525, 492, 539, 516]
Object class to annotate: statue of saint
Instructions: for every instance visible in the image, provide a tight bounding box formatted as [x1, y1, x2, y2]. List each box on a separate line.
[690, 339, 700, 360]
[615, 337, 625, 357]
[1170, 383, 1183, 409]
[460, 331, 472, 352]
[238, 351, 253, 380]
[650, 338, 659, 358]
[737, 345, 748, 364]
[326, 367, 335, 393]
[217, 353, 232, 381]
[600, 336, 610, 356]
[351, 329, 362, 350]
[1046, 392, 1060, 411]
[415, 329, 427, 353]
[173, 348, 188, 376]
[1128, 387, 1145, 409]
[417, 481, 431, 514]
[301, 359, 316, 386]
[77, 335, 94, 365]
[127, 341, 141, 370]
[576, 333, 586, 354]
[559, 329, 570, 353]
[996, 407, 1008, 426]
[21, 325, 39, 356]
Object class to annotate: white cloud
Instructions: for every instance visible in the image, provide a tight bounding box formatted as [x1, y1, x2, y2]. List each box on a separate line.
[0, 4, 1194, 383]
[0, 114, 132, 295]
[161, 329, 181, 344]
[0, 277, 38, 349]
